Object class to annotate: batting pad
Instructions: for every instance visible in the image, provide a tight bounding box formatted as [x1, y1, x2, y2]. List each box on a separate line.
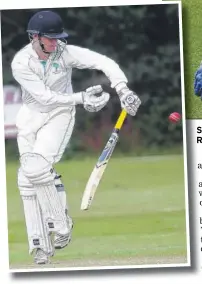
[21, 194, 54, 255]
[54, 173, 68, 212]
[20, 153, 69, 235]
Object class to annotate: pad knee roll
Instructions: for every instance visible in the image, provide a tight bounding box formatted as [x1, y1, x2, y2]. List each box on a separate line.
[20, 152, 55, 185]
[20, 152, 69, 234]
[18, 167, 36, 196]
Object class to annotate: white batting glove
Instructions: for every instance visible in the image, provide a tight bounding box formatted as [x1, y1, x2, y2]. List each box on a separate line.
[116, 83, 141, 116]
[80, 85, 110, 112]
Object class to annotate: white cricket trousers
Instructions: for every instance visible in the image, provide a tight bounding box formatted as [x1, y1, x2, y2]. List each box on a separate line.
[16, 104, 75, 163]
[16, 104, 75, 254]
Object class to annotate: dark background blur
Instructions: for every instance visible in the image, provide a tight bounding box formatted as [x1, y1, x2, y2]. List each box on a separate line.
[1, 4, 184, 160]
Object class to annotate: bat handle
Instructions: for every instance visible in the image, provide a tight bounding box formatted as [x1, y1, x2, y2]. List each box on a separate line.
[114, 109, 127, 130]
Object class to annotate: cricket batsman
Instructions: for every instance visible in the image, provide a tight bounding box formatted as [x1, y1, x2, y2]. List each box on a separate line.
[194, 64, 202, 98]
[11, 10, 141, 264]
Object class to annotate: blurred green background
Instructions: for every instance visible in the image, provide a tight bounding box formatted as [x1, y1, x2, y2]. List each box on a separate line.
[1, 4, 188, 268]
[2, 4, 184, 158]
[165, 0, 202, 118]
[182, 0, 202, 118]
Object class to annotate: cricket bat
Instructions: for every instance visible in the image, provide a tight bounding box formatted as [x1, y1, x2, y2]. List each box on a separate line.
[80, 109, 127, 210]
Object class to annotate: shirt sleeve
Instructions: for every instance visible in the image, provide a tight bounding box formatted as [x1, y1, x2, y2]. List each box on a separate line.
[67, 45, 128, 88]
[11, 58, 81, 107]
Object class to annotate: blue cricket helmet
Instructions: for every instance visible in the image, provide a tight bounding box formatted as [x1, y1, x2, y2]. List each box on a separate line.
[27, 10, 68, 39]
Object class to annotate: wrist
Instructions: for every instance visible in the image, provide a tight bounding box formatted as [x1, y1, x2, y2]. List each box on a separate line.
[115, 82, 127, 94]
[73, 92, 84, 104]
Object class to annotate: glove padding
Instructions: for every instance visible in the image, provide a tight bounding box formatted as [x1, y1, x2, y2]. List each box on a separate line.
[194, 67, 202, 97]
[82, 85, 110, 112]
[118, 87, 141, 116]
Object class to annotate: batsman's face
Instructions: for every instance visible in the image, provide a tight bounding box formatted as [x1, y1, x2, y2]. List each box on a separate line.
[41, 36, 57, 52]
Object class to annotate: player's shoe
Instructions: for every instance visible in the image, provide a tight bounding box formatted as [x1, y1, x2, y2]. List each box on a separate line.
[34, 248, 50, 265]
[54, 217, 73, 249]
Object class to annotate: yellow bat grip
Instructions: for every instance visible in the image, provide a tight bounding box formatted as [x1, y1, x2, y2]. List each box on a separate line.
[114, 109, 127, 130]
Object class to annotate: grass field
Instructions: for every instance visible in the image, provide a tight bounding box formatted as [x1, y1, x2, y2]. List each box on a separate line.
[6, 155, 189, 270]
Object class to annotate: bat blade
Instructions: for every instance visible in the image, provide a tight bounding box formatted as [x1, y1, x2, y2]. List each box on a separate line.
[80, 132, 119, 210]
[80, 164, 107, 210]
